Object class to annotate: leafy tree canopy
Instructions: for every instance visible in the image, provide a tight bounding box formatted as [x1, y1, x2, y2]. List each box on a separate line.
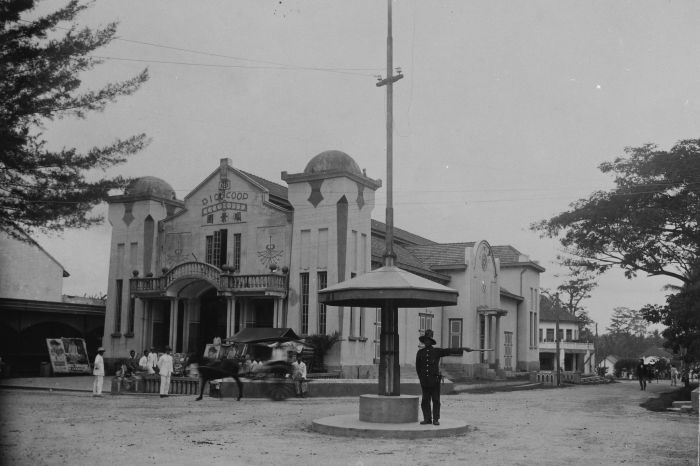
[541, 265, 597, 331]
[1, 0, 148, 238]
[606, 306, 648, 336]
[532, 139, 700, 285]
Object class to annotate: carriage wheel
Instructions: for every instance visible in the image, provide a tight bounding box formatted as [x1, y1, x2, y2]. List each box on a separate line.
[266, 381, 292, 401]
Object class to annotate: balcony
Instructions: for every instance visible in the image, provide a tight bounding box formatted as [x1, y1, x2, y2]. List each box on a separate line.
[129, 261, 288, 298]
[539, 340, 594, 353]
[219, 272, 288, 296]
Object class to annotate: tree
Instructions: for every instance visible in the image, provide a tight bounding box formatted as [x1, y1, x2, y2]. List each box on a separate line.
[1, 0, 149, 238]
[531, 139, 700, 286]
[641, 284, 700, 362]
[304, 331, 340, 372]
[542, 265, 598, 331]
[606, 307, 648, 336]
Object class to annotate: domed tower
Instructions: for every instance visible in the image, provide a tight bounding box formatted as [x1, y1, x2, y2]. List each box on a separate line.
[282, 151, 381, 337]
[103, 176, 183, 360]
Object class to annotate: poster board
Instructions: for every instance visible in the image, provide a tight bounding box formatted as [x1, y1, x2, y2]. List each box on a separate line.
[203, 344, 220, 360]
[46, 338, 91, 374]
[172, 353, 187, 376]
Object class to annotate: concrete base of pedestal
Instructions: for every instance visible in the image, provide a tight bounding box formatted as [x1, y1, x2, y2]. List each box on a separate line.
[312, 394, 470, 439]
[359, 394, 418, 423]
[312, 414, 471, 439]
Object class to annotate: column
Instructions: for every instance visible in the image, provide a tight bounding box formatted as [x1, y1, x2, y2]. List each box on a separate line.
[169, 298, 178, 350]
[494, 314, 501, 370]
[273, 298, 280, 328]
[483, 313, 490, 364]
[225, 297, 236, 337]
[378, 300, 400, 396]
[559, 347, 565, 372]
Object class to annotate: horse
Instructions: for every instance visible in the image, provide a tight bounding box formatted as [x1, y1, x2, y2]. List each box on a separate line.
[194, 357, 243, 401]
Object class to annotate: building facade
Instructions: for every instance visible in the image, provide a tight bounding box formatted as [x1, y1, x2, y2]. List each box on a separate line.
[538, 295, 595, 374]
[103, 151, 542, 377]
[0, 228, 105, 375]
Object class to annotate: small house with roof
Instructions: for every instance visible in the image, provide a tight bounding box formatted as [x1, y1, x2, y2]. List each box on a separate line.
[104, 150, 543, 377]
[538, 295, 595, 374]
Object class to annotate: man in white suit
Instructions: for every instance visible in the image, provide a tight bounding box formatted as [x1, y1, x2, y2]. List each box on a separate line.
[92, 347, 105, 396]
[146, 346, 158, 375]
[157, 346, 174, 398]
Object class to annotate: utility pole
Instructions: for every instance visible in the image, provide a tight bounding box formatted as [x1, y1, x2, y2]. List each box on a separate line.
[375, 0, 404, 396]
[376, 0, 403, 268]
[555, 294, 561, 386]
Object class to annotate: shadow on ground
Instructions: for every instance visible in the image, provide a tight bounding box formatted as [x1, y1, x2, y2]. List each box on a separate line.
[640, 383, 698, 412]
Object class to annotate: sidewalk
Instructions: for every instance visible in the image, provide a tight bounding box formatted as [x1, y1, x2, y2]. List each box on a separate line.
[0, 375, 114, 393]
[0, 375, 535, 396]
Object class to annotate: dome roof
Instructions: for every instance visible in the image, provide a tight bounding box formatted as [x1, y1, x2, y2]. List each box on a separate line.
[124, 176, 176, 200]
[304, 150, 362, 176]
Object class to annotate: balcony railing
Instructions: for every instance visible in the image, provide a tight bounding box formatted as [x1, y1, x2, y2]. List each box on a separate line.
[219, 273, 287, 295]
[539, 340, 594, 352]
[129, 261, 288, 297]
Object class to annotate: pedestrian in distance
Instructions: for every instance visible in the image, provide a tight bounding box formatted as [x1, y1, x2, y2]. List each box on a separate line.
[291, 353, 308, 398]
[157, 346, 174, 398]
[636, 358, 647, 391]
[670, 365, 679, 386]
[415, 329, 484, 426]
[92, 347, 105, 396]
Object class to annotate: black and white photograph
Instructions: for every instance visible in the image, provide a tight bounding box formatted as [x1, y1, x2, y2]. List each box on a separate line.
[1, 1, 698, 464]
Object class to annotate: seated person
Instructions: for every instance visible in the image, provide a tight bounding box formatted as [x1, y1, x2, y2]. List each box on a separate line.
[124, 350, 140, 377]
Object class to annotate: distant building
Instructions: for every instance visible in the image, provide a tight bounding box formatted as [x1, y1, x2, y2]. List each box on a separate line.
[103, 151, 543, 378]
[597, 354, 618, 376]
[538, 295, 595, 374]
[0, 227, 105, 375]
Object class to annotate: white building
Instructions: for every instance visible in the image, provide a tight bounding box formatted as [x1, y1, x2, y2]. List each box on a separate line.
[103, 151, 543, 377]
[538, 295, 595, 374]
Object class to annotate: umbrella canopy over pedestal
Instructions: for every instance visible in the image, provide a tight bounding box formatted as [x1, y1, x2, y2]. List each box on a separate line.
[318, 265, 458, 308]
[319, 266, 457, 396]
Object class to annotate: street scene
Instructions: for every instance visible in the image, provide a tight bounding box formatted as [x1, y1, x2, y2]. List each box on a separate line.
[2, 0, 700, 464]
[0, 379, 696, 465]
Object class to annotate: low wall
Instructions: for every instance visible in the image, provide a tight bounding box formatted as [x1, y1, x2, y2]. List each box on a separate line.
[531, 371, 582, 386]
[215, 378, 455, 398]
[111, 375, 199, 395]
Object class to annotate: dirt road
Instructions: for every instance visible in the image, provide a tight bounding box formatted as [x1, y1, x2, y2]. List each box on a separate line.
[0, 380, 696, 465]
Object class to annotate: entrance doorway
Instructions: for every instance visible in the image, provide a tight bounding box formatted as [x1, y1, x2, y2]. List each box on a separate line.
[199, 289, 227, 353]
[151, 300, 171, 351]
[246, 299, 274, 328]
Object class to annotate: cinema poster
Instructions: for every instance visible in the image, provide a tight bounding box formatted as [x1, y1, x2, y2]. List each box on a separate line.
[46, 338, 91, 374]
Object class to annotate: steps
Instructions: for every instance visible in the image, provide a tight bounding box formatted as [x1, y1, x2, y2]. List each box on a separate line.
[667, 400, 694, 413]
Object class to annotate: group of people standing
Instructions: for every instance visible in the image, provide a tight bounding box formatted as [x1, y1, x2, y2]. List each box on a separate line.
[91, 346, 175, 397]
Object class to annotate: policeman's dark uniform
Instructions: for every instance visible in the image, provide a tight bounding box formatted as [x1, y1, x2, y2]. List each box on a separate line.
[415, 329, 464, 425]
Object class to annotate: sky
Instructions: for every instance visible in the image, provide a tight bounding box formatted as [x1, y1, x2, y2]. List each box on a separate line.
[25, 0, 700, 332]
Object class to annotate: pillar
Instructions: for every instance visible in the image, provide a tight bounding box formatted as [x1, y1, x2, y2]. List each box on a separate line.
[225, 297, 236, 337]
[483, 314, 490, 365]
[168, 298, 178, 350]
[494, 314, 501, 370]
[378, 300, 400, 396]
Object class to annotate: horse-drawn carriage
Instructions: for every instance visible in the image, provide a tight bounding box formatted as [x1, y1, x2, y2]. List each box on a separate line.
[196, 328, 313, 401]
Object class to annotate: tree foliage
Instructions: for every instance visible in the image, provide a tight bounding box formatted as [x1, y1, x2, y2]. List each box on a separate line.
[532, 140, 700, 285]
[1, 0, 149, 238]
[541, 265, 597, 331]
[641, 283, 700, 362]
[606, 307, 648, 336]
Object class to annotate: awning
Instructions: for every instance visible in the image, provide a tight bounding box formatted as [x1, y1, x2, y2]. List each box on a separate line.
[224, 327, 300, 344]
